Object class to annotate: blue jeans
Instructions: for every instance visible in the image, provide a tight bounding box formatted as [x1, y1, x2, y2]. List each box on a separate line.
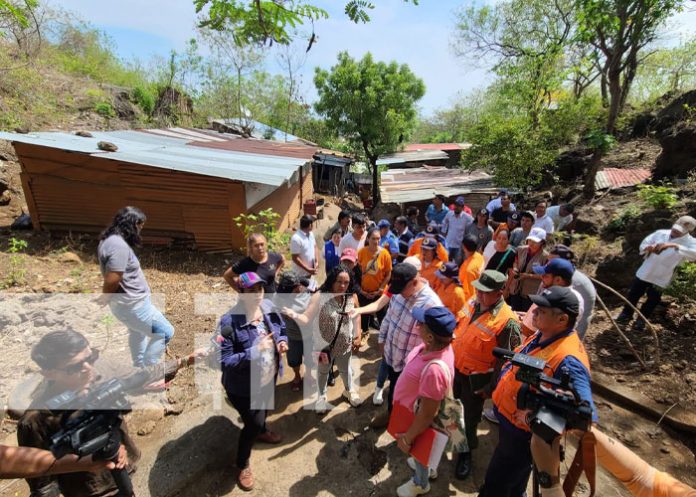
[412, 458, 430, 488]
[110, 296, 174, 367]
[376, 358, 389, 389]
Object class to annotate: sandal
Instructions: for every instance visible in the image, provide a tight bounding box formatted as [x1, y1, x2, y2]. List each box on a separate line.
[291, 378, 302, 392]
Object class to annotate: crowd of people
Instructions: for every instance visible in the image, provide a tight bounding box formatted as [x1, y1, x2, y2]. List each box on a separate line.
[5, 200, 696, 497]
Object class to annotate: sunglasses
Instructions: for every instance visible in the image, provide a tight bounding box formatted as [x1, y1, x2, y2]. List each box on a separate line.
[57, 348, 100, 375]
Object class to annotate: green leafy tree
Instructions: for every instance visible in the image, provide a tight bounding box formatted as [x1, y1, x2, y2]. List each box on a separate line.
[574, 0, 685, 134]
[194, 0, 418, 48]
[631, 36, 696, 103]
[314, 51, 425, 204]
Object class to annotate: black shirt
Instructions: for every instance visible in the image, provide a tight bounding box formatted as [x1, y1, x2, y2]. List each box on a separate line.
[231, 252, 283, 293]
[492, 207, 512, 224]
[486, 247, 516, 274]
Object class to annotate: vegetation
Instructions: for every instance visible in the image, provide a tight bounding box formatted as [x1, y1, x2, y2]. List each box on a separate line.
[607, 204, 641, 232]
[233, 208, 289, 253]
[637, 183, 678, 209]
[314, 52, 425, 204]
[665, 262, 696, 302]
[2, 237, 28, 288]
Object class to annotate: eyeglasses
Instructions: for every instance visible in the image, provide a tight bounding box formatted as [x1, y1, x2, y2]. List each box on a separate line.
[57, 348, 100, 375]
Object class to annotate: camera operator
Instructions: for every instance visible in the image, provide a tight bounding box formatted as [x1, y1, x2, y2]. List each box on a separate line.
[479, 286, 596, 497]
[16, 330, 139, 497]
[0, 445, 116, 479]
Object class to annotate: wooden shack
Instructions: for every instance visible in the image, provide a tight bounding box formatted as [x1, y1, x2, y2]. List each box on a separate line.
[0, 128, 324, 252]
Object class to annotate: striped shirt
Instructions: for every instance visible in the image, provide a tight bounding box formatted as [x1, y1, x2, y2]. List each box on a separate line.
[379, 283, 443, 372]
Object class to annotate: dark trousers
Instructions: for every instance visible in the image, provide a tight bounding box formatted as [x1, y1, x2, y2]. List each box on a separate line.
[227, 393, 268, 469]
[453, 371, 485, 451]
[479, 415, 533, 497]
[358, 293, 386, 332]
[385, 363, 402, 413]
[621, 277, 663, 320]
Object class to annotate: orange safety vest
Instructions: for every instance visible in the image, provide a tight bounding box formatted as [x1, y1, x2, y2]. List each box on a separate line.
[493, 331, 590, 432]
[452, 300, 518, 375]
[407, 237, 449, 264]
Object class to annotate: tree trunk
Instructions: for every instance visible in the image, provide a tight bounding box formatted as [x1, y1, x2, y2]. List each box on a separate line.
[583, 149, 603, 198]
[370, 157, 380, 207]
[606, 63, 623, 135]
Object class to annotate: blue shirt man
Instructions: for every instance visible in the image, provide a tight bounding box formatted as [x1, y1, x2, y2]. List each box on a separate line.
[377, 219, 399, 260]
[425, 194, 448, 226]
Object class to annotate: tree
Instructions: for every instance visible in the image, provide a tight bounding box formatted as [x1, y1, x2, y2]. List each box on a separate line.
[631, 36, 696, 103]
[275, 39, 307, 141]
[575, 0, 685, 135]
[194, 0, 418, 48]
[314, 52, 425, 205]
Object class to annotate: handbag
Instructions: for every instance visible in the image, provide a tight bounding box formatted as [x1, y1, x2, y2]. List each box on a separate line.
[320, 295, 348, 363]
[414, 359, 469, 454]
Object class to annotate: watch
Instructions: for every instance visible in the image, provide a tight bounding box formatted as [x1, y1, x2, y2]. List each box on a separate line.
[537, 471, 559, 489]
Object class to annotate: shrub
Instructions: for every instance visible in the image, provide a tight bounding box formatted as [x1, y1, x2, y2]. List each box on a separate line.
[233, 208, 287, 252]
[665, 262, 696, 303]
[94, 102, 115, 118]
[607, 204, 641, 232]
[637, 183, 678, 209]
[2, 237, 29, 288]
[132, 85, 155, 115]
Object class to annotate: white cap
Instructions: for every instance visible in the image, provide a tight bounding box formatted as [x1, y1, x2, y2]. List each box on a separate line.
[527, 227, 547, 243]
[403, 256, 422, 272]
[672, 223, 687, 235]
[676, 215, 696, 233]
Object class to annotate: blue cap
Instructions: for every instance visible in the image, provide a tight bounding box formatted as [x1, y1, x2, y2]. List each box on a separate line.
[377, 219, 391, 228]
[455, 196, 465, 206]
[412, 306, 456, 337]
[533, 258, 575, 280]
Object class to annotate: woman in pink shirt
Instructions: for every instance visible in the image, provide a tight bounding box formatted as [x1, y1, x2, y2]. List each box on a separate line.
[392, 306, 456, 497]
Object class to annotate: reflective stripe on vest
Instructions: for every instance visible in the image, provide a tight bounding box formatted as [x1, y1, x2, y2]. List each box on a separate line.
[492, 331, 591, 432]
[452, 300, 518, 375]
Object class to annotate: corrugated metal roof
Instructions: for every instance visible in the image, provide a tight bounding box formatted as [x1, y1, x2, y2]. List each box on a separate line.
[595, 168, 651, 190]
[404, 143, 471, 151]
[376, 149, 449, 165]
[380, 166, 497, 203]
[213, 118, 305, 142]
[0, 129, 309, 187]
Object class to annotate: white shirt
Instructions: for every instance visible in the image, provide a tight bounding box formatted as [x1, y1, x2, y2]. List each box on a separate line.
[533, 214, 555, 234]
[338, 231, 366, 255]
[442, 210, 473, 249]
[572, 270, 596, 339]
[547, 205, 573, 231]
[636, 230, 696, 288]
[482, 240, 497, 265]
[290, 230, 317, 277]
[486, 197, 517, 215]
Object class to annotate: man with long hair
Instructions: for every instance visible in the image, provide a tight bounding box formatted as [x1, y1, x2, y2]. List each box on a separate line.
[98, 206, 174, 368]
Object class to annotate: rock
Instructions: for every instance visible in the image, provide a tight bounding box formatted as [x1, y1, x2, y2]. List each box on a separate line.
[97, 141, 118, 152]
[660, 447, 671, 454]
[165, 404, 184, 416]
[0, 190, 10, 205]
[685, 373, 696, 385]
[654, 89, 696, 133]
[654, 123, 696, 179]
[10, 213, 32, 230]
[137, 420, 157, 436]
[554, 148, 592, 181]
[58, 252, 82, 264]
[14, 127, 29, 134]
[630, 111, 657, 138]
[75, 131, 94, 137]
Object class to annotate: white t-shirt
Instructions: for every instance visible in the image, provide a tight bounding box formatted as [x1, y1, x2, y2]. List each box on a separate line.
[338, 232, 366, 255]
[290, 230, 317, 277]
[533, 214, 555, 234]
[547, 205, 573, 231]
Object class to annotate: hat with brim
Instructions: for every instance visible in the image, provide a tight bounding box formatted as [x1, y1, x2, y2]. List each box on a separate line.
[403, 256, 422, 271]
[526, 227, 547, 243]
[532, 258, 575, 281]
[421, 238, 437, 250]
[389, 263, 418, 295]
[436, 261, 460, 283]
[340, 248, 358, 263]
[672, 223, 687, 235]
[472, 269, 507, 292]
[530, 286, 579, 317]
[412, 305, 456, 337]
[239, 272, 265, 289]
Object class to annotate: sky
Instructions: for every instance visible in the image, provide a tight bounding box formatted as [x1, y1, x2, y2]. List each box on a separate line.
[49, 0, 696, 118]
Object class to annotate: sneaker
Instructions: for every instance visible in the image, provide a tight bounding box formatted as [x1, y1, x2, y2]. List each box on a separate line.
[483, 406, 499, 424]
[237, 466, 254, 491]
[407, 457, 437, 480]
[315, 395, 330, 414]
[343, 389, 362, 407]
[372, 386, 385, 406]
[396, 479, 430, 497]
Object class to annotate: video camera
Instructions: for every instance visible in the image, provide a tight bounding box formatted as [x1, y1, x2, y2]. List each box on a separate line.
[46, 369, 155, 497]
[492, 347, 592, 444]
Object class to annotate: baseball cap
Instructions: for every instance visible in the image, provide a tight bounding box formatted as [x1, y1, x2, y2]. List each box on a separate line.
[436, 261, 460, 282]
[477, 208, 489, 218]
[526, 227, 547, 243]
[389, 263, 418, 295]
[277, 271, 311, 291]
[533, 258, 575, 280]
[412, 306, 456, 337]
[550, 244, 575, 261]
[508, 212, 521, 223]
[421, 238, 437, 250]
[424, 224, 440, 236]
[239, 272, 264, 289]
[403, 256, 422, 271]
[498, 188, 509, 196]
[377, 219, 391, 229]
[340, 248, 358, 263]
[472, 270, 507, 292]
[455, 196, 466, 206]
[530, 286, 579, 317]
[675, 215, 696, 233]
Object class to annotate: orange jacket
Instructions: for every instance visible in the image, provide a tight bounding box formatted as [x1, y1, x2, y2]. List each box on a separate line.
[436, 281, 467, 321]
[458, 252, 485, 302]
[493, 331, 590, 431]
[419, 256, 444, 290]
[453, 300, 518, 375]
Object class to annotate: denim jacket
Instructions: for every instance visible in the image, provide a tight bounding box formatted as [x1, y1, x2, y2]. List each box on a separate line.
[219, 299, 287, 397]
